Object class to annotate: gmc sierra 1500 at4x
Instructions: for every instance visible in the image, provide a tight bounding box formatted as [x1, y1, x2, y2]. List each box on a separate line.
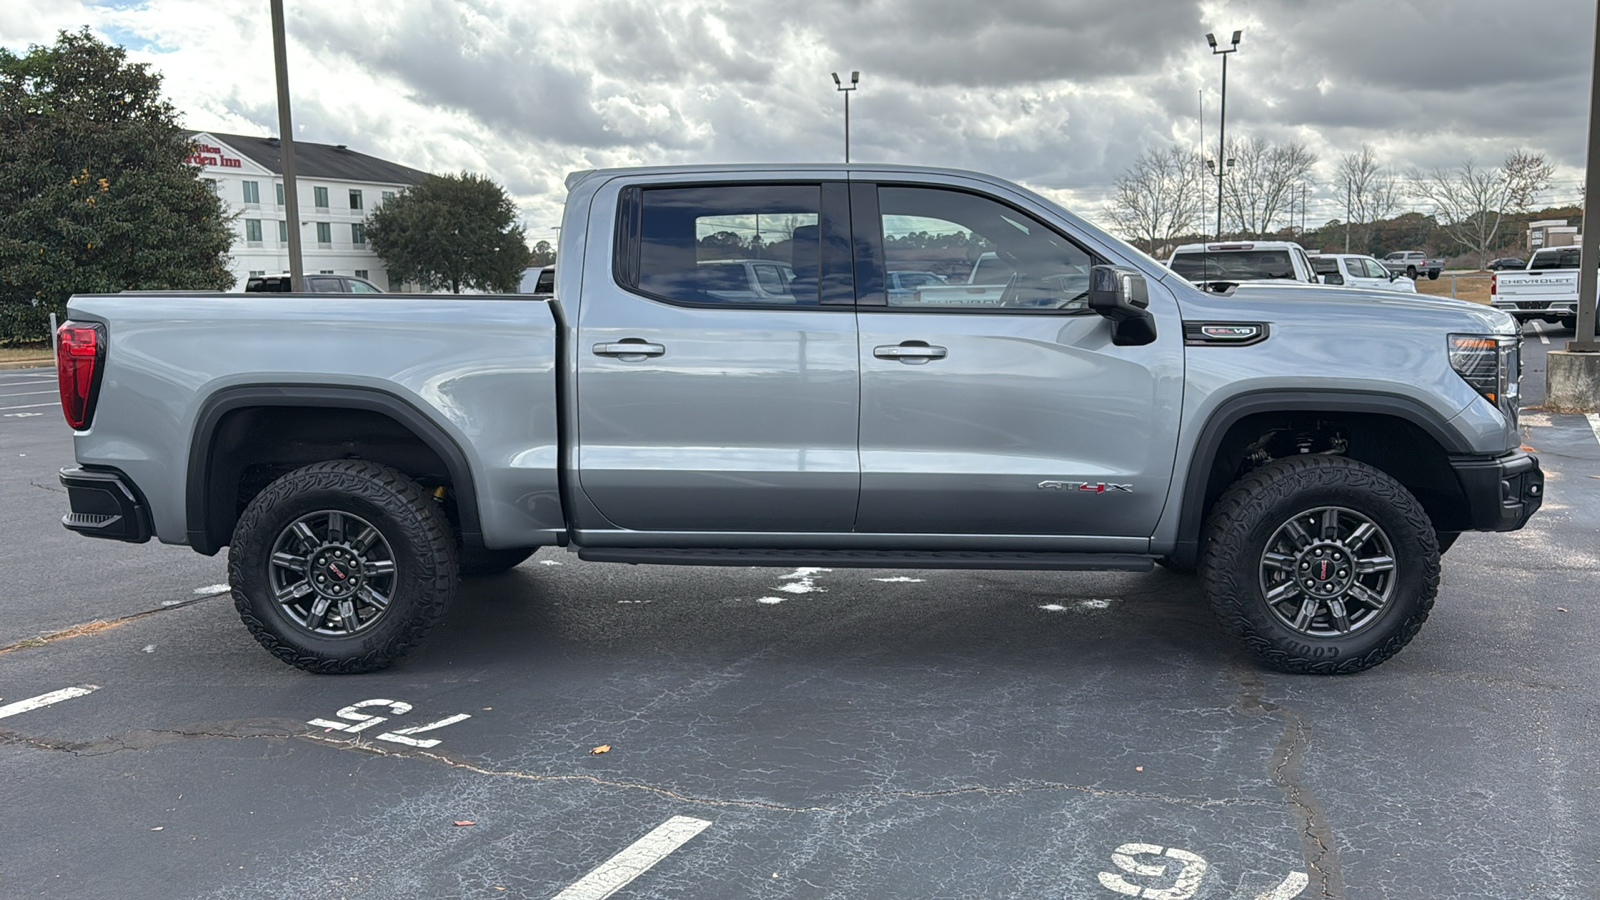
[55, 164, 1542, 676]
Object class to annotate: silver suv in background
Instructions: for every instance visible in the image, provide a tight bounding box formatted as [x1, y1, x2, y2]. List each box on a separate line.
[244, 273, 385, 293]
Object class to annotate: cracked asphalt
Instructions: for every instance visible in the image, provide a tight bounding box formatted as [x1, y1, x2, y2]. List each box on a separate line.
[2, 355, 1598, 899]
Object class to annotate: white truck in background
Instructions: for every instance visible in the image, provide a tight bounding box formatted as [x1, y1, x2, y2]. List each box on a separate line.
[1490, 246, 1582, 327]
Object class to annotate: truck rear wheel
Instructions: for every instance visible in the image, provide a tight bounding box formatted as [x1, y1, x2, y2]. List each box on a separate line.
[228, 459, 458, 673]
[1199, 455, 1438, 674]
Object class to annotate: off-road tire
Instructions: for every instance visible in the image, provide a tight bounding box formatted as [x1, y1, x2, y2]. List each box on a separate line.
[459, 546, 536, 577]
[1199, 455, 1439, 675]
[229, 460, 458, 674]
[1426, 269, 1440, 280]
[1405, 265, 1418, 279]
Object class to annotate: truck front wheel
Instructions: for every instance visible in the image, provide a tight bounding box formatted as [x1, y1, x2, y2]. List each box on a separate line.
[228, 460, 459, 673]
[1405, 265, 1418, 279]
[1199, 455, 1439, 674]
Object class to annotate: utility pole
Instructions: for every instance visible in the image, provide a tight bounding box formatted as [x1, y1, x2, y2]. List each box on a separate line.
[831, 71, 859, 164]
[1345, 182, 1352, 253]
[1206, 31, 1241, 239]
[270, 0, 304, 291]
[1574, 2, 1600, 351]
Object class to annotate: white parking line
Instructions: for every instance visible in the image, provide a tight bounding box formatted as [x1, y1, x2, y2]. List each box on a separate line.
[1254, 871, 1310, 900]
[0, 685, 100, 720]
[1531, 319, 1550, 345]
[550, 816, 712, 900]
[0, 390, 55, 399]
[0, 402, 56, 412]
[1586, 414, 1600, 447]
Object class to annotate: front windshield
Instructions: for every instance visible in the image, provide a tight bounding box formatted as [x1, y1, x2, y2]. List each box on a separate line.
[1170, 250, 1296, 282]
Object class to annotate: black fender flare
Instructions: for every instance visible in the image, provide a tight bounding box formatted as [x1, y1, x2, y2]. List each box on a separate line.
[186, 384, 482, 555]
[1167, 390, 1473, 569]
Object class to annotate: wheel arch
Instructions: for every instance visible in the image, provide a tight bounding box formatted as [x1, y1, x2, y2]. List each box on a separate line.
[186, 385, 482, 555]
[1168, 391, 1473, 570]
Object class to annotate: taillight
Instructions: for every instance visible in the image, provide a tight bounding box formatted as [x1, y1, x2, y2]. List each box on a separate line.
[56, 322, 105, 430]
[1490, 272, 1497, 296]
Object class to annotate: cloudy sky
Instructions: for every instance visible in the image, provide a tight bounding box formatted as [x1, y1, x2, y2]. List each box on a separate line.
[4, 0, 1595, 244]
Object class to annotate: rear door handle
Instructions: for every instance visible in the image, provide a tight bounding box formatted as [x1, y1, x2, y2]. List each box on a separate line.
[874, 343, 947, 362]
[593, 340, 666, 358]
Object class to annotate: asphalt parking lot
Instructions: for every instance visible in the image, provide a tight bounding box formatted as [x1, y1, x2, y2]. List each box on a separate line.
[2, 346, 1598, 899]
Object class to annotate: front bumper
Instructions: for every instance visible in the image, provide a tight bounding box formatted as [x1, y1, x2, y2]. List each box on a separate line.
[1449, 450, 1543, 532]
[59, 466, 151, 543]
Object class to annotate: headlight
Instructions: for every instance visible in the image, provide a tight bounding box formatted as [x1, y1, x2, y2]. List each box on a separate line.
[1449, 334, 1520, 422]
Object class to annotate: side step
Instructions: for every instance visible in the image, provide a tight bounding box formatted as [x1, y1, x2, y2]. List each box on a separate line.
[574, 547, 1154, 572]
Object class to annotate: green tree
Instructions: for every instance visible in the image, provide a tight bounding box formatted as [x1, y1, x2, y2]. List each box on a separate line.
[529, 239, 556, 267]
[365, 172, 530, 293]
[0, 29, 234, 339]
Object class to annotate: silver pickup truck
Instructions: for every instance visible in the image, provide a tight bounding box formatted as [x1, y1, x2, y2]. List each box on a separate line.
[55, 164, 1542, 676]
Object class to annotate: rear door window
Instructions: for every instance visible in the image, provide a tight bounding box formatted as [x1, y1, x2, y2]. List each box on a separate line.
[630, 184, 822, 306]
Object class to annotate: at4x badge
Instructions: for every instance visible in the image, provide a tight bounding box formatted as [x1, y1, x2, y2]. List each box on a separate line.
[1038, 480, 1133, 493]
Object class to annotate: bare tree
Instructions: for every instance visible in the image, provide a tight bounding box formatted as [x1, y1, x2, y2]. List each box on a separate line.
[1503, 148, 1556, 214]
[1108, 145, 1205, 256]
[1408, 149, 1555, 267]
[1220, 137, 1317, 238]
[1335, 144, 1402, 252]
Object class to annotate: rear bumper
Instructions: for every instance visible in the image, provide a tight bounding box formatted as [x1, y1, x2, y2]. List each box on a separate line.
[59, 466, 151, 543]
[1449, 450, 1543, 532]
[1492, 300, 1575, 318]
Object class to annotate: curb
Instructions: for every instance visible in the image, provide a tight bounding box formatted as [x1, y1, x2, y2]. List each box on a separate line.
[0, 357, 53, 370]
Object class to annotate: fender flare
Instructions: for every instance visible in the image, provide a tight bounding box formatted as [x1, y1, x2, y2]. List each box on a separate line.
[1167, 390, 1472, 569]
[185, 384, 482, 555]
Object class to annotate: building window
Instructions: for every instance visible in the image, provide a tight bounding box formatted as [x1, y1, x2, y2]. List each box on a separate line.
[314, 186, 329, 210]
[319, 270, 335, 274]
[275, 182, 284, 206]
[316, 222, 332, 247]
[355, 269, 369, 279]
[248, 270, 265, 277]
[351, 223, 366, 246]
[242, 181, 260, 205]
[245, 219, 263, 246]
[381, 190, 396, 206]
[349, 189, 363, 210]
[278, 220, 288, 243]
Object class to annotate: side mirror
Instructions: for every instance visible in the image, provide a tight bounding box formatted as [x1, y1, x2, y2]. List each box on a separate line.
[1088, 265, 1156, 346]
[1389, 271, 1401, 281]
[1322, 273, 1344, 285]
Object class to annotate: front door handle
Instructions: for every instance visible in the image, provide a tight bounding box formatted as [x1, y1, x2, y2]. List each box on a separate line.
[874, 342, 948, 363]
[593, 340, 666, 359]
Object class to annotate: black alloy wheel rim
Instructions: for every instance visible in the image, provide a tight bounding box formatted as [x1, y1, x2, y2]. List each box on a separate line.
[268, 510, 397, 636]
[1257, 505, 1396, 637]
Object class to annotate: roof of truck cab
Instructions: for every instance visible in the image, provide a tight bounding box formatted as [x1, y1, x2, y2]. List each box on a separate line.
[565, 162, 1012, 189]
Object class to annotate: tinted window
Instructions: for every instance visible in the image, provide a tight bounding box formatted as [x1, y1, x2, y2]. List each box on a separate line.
[634, 185, 820, 306]
[1530, 248, 1580, 270]
[1310, 257, 1339, 275]
[877, 187, 1093, 311]
[535, 268, 555, 293]
[307, 277, 343, 292]
[1170, 250, 1296, 282]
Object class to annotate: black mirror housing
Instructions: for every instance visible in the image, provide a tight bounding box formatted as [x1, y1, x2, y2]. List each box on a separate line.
[1088, 265, 1156, 346]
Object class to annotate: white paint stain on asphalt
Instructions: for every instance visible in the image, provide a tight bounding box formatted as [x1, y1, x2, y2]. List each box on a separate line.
[776, 567, 829, 593]
[755, 596, 786, 605]
[193, 583, 231, 595]
[0, 685, 100, 720]
[1040, 604, 1068, 612]
[539, 559, 563, 566]
[549, 815, 712, 900]
[872, 576, 924, 583]
[1040, 600, 1116, 612]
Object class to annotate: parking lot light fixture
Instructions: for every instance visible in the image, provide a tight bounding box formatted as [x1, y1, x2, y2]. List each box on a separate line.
[1207, 30, 1242, 238]
[831, 71, 860, 164]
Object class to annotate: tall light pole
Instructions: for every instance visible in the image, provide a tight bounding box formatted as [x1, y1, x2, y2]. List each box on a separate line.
[269, 0, 304, 291]
[831, 71, 859, 163]
[1205, 30, 1241, 239]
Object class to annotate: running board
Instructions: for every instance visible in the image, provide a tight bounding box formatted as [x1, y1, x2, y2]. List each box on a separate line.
[574, 547, 1154, 571]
